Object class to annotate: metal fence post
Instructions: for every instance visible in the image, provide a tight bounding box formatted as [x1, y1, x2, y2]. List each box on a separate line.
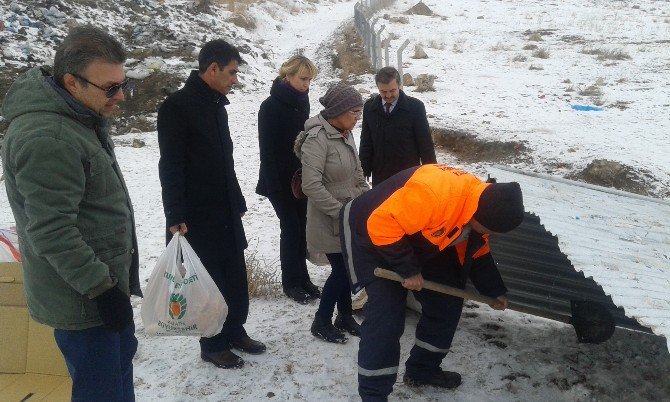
[376, 25, 385, 70]
[384, 39, 390, 67]
[397, 39, 410, 82]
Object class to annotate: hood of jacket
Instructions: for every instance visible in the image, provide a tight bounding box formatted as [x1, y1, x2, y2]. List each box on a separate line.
[294, 113, 336, 158]
[2, 67, 102, 129]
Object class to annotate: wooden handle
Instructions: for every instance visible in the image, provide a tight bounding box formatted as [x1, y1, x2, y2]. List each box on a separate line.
[374, 268, 499, 305]
[374, 268, 571, 324]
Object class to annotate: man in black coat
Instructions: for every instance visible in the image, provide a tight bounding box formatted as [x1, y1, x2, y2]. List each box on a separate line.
[359, 67, 437, 187]
[157, 39, 265, 369]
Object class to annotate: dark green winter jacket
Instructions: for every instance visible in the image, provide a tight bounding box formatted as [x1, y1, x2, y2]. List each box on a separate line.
[1, 67, 141, 330]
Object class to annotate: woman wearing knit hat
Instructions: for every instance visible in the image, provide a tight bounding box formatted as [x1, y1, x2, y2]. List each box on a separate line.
[256, 55, 321, 305]
[294, 82, 369, 343]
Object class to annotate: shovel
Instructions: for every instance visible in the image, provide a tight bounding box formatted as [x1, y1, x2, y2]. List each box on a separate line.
[374, 268, 615, 344]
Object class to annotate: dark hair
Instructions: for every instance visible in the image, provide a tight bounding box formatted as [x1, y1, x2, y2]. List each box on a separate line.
[375, 67, 401, 85]
[198, 39, 246, 73]
[53, 25, 126, 87]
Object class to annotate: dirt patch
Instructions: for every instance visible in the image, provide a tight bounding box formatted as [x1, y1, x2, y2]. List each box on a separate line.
[567, 159, 656, 196]
[113, 71, 184, 135]
[405, 2, 434, 16]
[331, 23, 373, 82]
[431, 127, 529, 164]
[119, 71, 183, 118]
[522, 29, 557, 37]
[560, 35, 585, 44]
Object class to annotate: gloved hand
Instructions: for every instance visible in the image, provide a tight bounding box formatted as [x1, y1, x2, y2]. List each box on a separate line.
[94, 286, 133, 331]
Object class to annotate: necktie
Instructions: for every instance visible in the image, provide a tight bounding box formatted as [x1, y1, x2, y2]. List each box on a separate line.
[385, 102, 391, 115]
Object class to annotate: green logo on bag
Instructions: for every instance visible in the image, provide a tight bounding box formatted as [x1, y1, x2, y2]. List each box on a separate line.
[168, 293, 187, 319]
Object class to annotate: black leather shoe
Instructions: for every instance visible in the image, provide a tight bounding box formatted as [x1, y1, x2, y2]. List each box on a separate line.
[285, 287, 310, 304]
[201, 350, 244, 369]
[311, 314, 347, 344]
[403, 370, 462, 389]
[303, 281, 321, 299]
[231, 335, 266, 355]
[334, 313, 361, 337]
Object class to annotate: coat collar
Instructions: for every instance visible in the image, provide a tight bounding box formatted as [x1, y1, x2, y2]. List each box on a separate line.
[270, 77, 309, 109]
[184, 70, 230, 105]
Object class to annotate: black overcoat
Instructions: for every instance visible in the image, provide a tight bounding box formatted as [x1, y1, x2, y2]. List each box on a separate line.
[157, 71, 248, 254]
[255, 77, 310, 196]
[359, 90, 437, 187]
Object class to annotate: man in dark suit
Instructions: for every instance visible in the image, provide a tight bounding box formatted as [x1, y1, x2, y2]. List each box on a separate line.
[157, 39, 265, 369]
[359, 67, 437, 187]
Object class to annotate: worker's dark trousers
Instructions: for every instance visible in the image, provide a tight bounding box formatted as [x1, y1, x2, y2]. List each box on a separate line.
[358, 275, 464, 401]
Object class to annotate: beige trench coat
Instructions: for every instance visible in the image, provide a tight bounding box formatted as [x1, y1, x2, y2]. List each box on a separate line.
[296, 114, 369, 254]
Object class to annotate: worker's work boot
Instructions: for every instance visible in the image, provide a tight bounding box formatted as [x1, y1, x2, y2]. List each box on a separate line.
[403, 370, 462, 389]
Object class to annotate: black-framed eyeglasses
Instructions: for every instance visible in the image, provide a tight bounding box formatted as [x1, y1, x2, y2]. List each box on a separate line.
[71, 73, 129, 98]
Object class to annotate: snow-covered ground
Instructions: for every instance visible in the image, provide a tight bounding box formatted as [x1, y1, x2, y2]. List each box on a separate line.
[1, 0, 669, 400]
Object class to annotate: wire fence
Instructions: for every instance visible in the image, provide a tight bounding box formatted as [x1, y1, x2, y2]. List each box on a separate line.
[354, 0, 411, 79]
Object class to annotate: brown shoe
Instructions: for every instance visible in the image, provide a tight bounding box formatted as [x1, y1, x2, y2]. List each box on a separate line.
[201, 350, 244, 369]
[231, 335, 266, 355]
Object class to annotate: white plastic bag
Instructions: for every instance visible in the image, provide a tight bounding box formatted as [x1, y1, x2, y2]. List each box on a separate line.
[141, 233, 227, 337]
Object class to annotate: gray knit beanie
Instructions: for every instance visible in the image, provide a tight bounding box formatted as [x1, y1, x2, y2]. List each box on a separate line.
[319, 83, 363, 119]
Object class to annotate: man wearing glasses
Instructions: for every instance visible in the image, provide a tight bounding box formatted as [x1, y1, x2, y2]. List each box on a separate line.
[157, 39, 266, 369]
[2, 25, 139, 400]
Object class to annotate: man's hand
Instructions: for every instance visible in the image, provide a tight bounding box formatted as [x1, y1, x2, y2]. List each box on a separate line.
[94, 286, 133, 331]
[489, 295, 508, 311]
[169, 223, 188, 235]
[402, 273, 424, 291]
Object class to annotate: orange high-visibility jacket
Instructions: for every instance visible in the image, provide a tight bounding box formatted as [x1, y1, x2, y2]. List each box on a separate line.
[341, 164, 506, 296]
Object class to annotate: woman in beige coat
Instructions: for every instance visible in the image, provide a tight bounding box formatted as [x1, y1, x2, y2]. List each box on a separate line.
[295, 83, 369, 343]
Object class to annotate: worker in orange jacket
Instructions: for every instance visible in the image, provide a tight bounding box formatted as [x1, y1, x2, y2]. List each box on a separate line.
[340, 164, 524, 401]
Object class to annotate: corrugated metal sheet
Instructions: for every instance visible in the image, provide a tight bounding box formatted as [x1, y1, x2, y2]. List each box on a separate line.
[484, 166, 670, 351]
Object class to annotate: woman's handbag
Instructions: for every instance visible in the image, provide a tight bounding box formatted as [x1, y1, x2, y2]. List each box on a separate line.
[291, 168, 306, 199]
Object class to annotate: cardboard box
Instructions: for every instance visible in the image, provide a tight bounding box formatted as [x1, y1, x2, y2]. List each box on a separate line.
[0, 262, 25, 306]
[0, 262, 71, 400]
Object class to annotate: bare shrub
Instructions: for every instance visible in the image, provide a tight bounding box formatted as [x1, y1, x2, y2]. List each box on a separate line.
[580, 47, 602, 55]
[228, 13, 256, 30]
[529, 64, 544, 70]
[331, 23, 373, 81]
[512, 54, 527, 62]
[415, 74, 436, 92]
[490, 41, 512, 51]
[579, 84, 603, 97]
[246, 250, 281, 298]
[581, 47, 631, 61]
[523, 44, 538, 50]
[428, 39, 445, 50]
[527, 33, 543, 41]
[564, 85, 575, 92]
[597, 49, 631, 61]
[532, 48, 550, 59]
[387, 32, 400, 40]
[452, 38, 466, 53]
